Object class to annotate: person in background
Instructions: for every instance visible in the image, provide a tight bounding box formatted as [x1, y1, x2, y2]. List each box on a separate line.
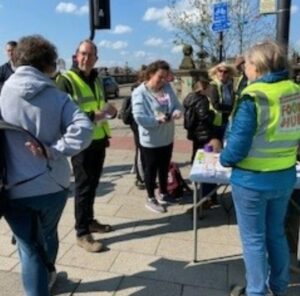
[0, 35, 92, 296]
[234, 56, 248, 99]
[56, 40, 117, 253]
[132, 60, 182, 213]
[221, 41, 300, 296]
[207, 62, 236, 139]
[0, 40, 17, 92]
[183, 74, 222, 206]
[130, 66, 147, 189]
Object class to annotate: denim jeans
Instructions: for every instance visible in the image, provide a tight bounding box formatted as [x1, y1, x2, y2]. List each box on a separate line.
[232, 184, 292, 296]
[4, 190, 68, 296]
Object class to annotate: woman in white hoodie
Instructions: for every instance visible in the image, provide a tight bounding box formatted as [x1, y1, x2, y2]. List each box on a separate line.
[0, 35, 93, 296]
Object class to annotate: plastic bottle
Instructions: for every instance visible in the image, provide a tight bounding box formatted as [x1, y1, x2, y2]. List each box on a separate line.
[203, 144, 215, 176]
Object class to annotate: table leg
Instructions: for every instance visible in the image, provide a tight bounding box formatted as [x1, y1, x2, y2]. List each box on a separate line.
[297, 216, 300, 267]
[193, 181, 202, 262]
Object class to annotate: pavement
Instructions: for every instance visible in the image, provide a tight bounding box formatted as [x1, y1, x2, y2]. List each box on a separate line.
[1, 95, 300, 296]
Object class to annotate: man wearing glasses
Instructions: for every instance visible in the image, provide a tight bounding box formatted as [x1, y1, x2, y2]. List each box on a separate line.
[57, 40, 117, 252]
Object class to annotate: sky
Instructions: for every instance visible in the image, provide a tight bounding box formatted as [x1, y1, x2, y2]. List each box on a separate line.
[0, 0, 300, 70]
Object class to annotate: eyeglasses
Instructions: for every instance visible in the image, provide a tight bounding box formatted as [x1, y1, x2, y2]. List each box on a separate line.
[218, 69, 228, 74]
[78, 51, 96, 58]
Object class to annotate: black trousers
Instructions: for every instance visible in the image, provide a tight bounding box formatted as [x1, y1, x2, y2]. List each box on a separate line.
[71, 140, 106, 237]
[132, 125, 145, 183]
[141, 143, 173, 198]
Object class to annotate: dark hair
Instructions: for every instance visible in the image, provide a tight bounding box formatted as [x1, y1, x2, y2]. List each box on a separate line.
[6, 40, 17, 47]
[76, 39, 98, 56]
[145, 60, 170, 80]
[14, 35, 57, 72]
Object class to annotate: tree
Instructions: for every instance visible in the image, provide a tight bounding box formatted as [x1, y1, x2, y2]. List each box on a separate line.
[168, 0, 275, 61]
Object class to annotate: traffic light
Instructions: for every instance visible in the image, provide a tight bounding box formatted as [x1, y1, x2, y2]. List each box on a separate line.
[93, 0, 111, 29]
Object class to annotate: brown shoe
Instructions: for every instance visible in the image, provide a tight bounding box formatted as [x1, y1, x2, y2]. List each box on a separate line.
[77, 234, 103, 252]
[88, 220, 113, 233]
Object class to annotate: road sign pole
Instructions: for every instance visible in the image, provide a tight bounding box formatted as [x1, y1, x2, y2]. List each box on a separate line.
[276, 0, 291, 55]
[219, 31, 223, 62]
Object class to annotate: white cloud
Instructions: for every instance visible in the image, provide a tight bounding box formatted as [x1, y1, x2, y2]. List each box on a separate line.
[134, 51, 147, 58]
[98, 40, 128, 50]
[112, 25, 132, 34]
[144, 37, 163, 47]
[56, 2, 88, 16]
[291, 5, 299, 14]
[171, 44, 183, 54]
[143, 6, 173, 31]
[120, 50, 129, 56]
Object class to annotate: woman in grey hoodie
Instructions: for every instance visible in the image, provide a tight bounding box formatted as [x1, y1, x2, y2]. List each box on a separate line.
[132, 60, 182, 213]
[0, 35, 93, 296]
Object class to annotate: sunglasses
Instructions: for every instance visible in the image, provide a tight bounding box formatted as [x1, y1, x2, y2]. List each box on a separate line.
[218, 69, 228, 74]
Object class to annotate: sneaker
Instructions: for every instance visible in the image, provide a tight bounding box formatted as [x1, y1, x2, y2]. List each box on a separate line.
[77, 234, 103, 252]
[157, 193, 178, 205]
[135, 180, 146, 190]
[88, 219, 112, 233]
[230, 285, 246, 296]
[48, 270, 57, 290]
[145, 197, 166, 213]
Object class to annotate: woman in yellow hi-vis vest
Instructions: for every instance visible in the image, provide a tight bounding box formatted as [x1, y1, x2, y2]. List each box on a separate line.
[221, 41, 300, 296]
[207, 62, 236, 140]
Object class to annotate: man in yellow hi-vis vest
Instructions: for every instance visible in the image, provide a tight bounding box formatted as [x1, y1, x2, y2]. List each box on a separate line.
[57, 40, 117, 253]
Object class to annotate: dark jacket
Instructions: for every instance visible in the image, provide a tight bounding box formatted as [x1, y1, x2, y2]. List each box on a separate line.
[206, 81, 234, 125]
[0, 62, 14, 92]
[183, 91, 218, 144]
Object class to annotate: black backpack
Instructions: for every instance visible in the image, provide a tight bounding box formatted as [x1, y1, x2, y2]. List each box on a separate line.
[118, 96, 134, 125]
[0, 120, 49, 219]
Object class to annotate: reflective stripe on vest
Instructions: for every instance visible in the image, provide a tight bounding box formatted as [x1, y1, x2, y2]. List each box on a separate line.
[208, 99, 222, 126]
[236, 80, 300, 171]
[63, 71, 111, 140]
[209, 81, 223, 126]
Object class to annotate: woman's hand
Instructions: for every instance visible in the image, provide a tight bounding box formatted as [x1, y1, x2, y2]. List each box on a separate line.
[25, 141, 49, 158]
[207, 138, 222, 153]
[172, 110, 182, 120]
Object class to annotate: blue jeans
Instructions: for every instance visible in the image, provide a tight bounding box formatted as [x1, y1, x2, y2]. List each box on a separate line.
[232, 184, 292, 296]
[4, 191, 68, 296]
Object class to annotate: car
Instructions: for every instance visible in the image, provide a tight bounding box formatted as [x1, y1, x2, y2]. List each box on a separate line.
[101, 76, 119, 98]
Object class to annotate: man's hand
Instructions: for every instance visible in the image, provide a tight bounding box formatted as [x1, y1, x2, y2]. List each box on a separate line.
[94, 103, 118, 122]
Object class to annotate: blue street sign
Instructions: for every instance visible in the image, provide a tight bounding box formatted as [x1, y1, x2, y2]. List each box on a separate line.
[211, 21, 230, 32]
[213, 2, 228, 23]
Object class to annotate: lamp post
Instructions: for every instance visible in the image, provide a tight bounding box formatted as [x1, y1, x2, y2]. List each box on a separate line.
[276, 0, 291, 55]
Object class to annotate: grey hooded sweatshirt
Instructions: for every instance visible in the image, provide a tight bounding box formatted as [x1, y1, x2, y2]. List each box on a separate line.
[0, 66, 93, 199]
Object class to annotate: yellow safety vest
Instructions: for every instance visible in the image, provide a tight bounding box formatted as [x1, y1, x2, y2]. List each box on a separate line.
[236, 80, 300, 171]
[62, 71, 111, 140]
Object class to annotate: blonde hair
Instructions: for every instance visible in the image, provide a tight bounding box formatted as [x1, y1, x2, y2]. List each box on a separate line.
[244, 40, 287, 75]
[208, 62, 236, 81]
